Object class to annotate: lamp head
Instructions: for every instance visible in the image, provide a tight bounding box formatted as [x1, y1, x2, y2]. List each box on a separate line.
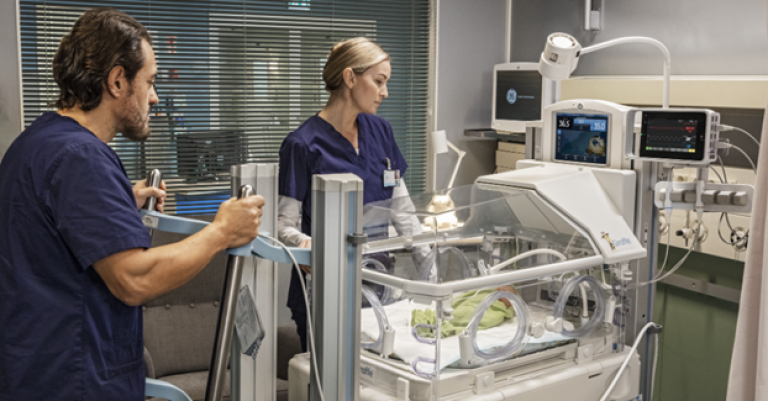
[538, 33, 582, 81]
[431, 130, 449, 154]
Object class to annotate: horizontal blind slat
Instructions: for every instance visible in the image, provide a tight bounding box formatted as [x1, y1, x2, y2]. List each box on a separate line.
[20, 0, 430, 213]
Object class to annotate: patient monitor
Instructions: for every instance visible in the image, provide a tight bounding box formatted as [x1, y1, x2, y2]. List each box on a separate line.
[539, 99, 632, 169]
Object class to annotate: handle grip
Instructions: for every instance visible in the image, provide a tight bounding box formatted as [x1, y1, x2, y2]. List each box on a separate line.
[238, 184, 254, 199]
[143, 169, 163, 211]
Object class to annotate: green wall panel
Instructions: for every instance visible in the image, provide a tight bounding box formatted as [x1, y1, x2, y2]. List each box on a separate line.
[651, 246, 743, 401]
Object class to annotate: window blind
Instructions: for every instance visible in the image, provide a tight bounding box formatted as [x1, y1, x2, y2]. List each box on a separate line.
[20, 0, 430, 214]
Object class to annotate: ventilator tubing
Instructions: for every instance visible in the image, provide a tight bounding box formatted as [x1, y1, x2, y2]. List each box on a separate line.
[552, 275, 606, 337]
[361, 285, 393, 353]
[418, 246, 475, 281]
[462, 290, 530, 362]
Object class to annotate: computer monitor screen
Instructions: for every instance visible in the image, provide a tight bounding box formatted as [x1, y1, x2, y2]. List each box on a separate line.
[639, 111, 707, 161]
[177, 131, 247, 181]
[554, 113, 609, 165]
[495, 70, 543, 122]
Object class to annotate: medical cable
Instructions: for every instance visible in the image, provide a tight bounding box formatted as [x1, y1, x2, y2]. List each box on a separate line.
[718, 156, 742, 232]
[711, 161, 747, 245]
[259, 234, 326, 401]
[635, 167, 705, 289]
[657, 171, 674, 274]
[709, 165, 724, 183]
[551, 275, 605, 337]
[598, 322, 658, 401]
[719, 124, 761, 147]
[714, 155, 752, 246]
[631, 225, 698, 288]
[711, 163, 738, 244]
[717, 156, 734, 233]
[600, 322, 656, 401]
[730, 144, 757, 172]
[650, 332, 659, 401]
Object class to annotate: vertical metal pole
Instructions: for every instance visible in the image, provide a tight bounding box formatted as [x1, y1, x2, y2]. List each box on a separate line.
[634, 161, 659, 399]
[310, 174, 363, 401]
[230, 164, 279, 401]
[205, 185, 254, 401]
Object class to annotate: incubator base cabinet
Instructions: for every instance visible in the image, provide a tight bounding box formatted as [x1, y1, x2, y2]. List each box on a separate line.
[288, 163, 646, 401]
[289, 348, 639, 401]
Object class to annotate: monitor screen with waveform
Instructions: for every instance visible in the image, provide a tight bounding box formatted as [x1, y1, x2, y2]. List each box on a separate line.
[639, 112, 707, 161]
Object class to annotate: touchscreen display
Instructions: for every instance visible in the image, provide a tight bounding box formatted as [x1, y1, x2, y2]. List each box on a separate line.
[554, 113, 609, 165]
[639, 112, 707, 161]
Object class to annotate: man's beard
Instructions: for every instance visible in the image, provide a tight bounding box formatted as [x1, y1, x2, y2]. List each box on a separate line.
[119, 90, 151, 142]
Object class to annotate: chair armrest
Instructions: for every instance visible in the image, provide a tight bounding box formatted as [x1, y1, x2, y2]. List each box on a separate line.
[145, 378, 193, 401]
[143, 346, 156, 379]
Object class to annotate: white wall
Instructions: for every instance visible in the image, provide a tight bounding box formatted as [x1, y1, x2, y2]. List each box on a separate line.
[433, 0, 508, 190]
[511, 0, 768, 76]
[0, 0, 23, 160]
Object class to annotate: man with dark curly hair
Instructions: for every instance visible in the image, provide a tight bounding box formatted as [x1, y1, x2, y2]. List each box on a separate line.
[0, 8, 265, 400]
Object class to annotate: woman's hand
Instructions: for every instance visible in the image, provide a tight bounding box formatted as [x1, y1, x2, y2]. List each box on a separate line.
[299, 238, 312, 274]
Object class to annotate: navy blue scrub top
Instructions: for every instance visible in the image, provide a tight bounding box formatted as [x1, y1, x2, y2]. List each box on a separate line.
[0, 112, 151, 401]
[278, 113, 407, 313]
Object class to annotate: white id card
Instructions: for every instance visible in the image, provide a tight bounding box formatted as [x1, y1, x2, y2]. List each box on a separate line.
[383, 169, 400, 188]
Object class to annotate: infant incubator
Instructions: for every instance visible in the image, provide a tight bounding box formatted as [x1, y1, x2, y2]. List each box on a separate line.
[290, 172, 644, 401]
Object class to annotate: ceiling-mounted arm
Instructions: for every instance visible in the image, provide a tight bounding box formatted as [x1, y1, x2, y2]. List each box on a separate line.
[581, 37, 671, 108]
[585, 0, 603, 31]
[539, 34, 671, 109]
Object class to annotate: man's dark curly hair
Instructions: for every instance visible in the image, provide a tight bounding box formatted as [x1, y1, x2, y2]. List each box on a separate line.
[53, 7, 152, 111]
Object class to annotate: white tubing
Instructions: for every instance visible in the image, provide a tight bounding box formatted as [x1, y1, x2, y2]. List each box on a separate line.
[260, 235, 326, 401]
[464, 290, 530, 362]
[599, 322, 657, 401]
[361, 285, 391, 352]
[579, 282, 589, 318]
[362, 258, 394, 304]
[488, 248, 567, 274]
[552, 275, 605, 337]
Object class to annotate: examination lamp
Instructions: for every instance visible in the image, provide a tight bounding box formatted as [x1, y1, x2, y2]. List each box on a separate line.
[538, 33, 671, 108]
[431, 129, 466, 190]
[424, 130, 466, 230]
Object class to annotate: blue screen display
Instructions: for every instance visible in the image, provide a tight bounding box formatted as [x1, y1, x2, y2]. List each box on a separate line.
[554, 112, 609, 165]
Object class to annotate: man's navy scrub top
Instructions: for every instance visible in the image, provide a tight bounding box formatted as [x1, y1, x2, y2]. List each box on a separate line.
[0, 112, 152, 400]
[278, 113, 407, 314]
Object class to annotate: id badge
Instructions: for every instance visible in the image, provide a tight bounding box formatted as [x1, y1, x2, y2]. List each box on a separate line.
[383, 169, 400, 188]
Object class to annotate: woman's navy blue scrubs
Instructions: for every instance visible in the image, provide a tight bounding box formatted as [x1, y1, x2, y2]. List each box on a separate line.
[278, 113, 407, 351]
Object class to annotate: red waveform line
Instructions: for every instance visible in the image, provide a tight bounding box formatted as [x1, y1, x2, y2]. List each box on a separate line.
[647, 125, 688, 131]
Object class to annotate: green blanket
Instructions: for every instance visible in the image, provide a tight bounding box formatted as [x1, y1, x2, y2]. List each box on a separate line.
[412, 289, 516, 338]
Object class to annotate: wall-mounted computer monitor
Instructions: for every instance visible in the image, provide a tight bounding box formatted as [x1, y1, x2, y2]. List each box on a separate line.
[492, 62, 556, 133]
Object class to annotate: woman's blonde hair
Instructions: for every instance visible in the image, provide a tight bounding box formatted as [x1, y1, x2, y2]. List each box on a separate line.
[323, 37, 390, 93]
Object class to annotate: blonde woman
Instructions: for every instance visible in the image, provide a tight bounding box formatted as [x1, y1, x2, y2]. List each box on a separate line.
[277, 37, 416, 350]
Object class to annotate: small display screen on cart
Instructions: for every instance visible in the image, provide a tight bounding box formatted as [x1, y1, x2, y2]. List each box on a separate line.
[554, 113, 609, 165]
